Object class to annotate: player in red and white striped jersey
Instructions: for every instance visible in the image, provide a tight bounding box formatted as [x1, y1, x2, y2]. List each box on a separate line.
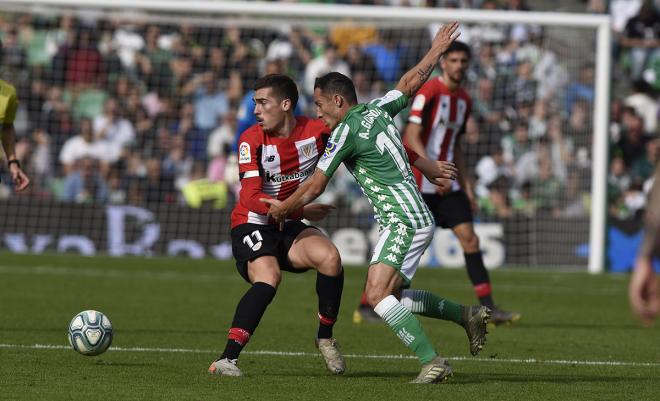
[407, 65, 471, 195]
[209, 74, 346, 377]
[230, 112, 328, 227]
[404, 41, 520, 326]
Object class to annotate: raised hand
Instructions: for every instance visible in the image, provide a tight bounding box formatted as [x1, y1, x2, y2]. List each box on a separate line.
[431, 21, 461, 55]
[398, 21, 461, 98]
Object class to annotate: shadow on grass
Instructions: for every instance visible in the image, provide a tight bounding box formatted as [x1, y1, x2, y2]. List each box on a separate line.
[91, 360, 156, 368]
[257, 371, 656, 384]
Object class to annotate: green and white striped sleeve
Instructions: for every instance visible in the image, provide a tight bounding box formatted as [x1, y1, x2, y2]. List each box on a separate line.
[368, 90, 409, 118]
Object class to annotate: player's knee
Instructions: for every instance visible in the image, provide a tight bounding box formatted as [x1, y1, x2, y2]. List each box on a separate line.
[249, 266, 281, 288]
[364, 285, 388, 308]
[460, 232, 480, 252]
[323, 246, 342, 275]
[267, 272, 282, 288]
[315, 243, 342, 276]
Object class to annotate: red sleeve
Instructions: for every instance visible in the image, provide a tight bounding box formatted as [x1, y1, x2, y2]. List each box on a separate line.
[404, 144, 420, 165]
[408, 80, 436, 125]
[238, 176, 270, 215]
[237, 129, 271, 214]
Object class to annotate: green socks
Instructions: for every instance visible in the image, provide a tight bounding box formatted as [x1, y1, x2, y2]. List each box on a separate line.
[400, 289, 464, 325]
[374, 295, 438, 364]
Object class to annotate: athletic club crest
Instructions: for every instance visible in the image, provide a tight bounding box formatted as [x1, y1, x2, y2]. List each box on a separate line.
[300, 143, 315, 159]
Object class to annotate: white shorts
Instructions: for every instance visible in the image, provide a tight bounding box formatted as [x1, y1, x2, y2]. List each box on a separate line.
[370, 223, 434, 284]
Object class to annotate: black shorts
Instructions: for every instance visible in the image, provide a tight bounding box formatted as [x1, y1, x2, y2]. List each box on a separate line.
[231, 221, 316, 283]
[422, 190, 474, 229]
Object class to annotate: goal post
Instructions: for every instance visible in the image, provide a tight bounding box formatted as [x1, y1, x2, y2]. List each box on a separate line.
[1, 1, 611, 272]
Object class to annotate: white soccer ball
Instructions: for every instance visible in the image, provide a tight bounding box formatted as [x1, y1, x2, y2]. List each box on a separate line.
[68, 310, 113, 356]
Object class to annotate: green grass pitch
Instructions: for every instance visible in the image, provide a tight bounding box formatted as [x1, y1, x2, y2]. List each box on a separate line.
[1, 252, 659, 400]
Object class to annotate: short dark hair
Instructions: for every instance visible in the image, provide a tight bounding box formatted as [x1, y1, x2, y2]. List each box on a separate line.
[253, 74, 299, 108]
[314, 72, 358, 105]
[444, 40, 471, 59]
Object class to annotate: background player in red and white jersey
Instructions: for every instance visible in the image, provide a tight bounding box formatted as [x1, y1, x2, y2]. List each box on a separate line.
[403, 41, 520, 325]
[208, 74, 346, 377]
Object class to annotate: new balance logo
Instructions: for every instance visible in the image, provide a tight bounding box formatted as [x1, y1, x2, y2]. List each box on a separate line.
[266, 155, 276, 162]
[397, 328, 415, 346]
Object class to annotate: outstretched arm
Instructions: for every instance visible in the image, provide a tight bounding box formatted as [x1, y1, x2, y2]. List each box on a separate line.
[629, 166, 660, 324]
[395, 21, 460, 98]
[629, 257, 659, 325]
[262, 168, 330, 222]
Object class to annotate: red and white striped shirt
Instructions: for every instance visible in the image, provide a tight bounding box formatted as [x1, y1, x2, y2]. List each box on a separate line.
[231, 117, 330, 228]
[406, 77, 471, 194]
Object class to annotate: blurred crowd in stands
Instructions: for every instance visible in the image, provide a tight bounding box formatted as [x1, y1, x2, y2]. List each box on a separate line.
[0, 0, 658, 222]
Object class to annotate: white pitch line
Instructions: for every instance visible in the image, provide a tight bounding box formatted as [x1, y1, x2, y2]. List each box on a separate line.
[1, 343, 659, 368]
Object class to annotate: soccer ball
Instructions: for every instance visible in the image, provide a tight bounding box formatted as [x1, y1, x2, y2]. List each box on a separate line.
[68, 310, 113, 356]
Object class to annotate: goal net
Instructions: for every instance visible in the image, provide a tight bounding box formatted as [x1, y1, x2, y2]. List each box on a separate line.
[0, 1, 610, 271]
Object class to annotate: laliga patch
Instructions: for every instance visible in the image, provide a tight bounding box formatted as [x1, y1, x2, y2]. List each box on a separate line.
[323, 142, 337, 158]
[239, 142, 251, 164]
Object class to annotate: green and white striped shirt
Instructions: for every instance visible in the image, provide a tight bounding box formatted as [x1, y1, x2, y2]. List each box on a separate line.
[317, 90, 434, 230]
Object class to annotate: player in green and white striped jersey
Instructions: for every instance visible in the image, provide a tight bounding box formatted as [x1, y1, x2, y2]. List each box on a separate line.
[318, 83, 437, 276]
[263, 22, 490, 384]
